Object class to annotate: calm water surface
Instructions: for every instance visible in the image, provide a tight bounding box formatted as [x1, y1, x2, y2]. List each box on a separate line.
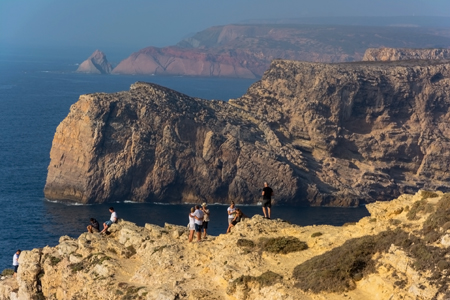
[0, 50, 369, 270]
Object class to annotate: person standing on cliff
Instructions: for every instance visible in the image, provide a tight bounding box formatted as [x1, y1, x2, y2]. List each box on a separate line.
[100, 207, 118, 234]
[192, 205, 204, 242]
[262, 182, 274, 219]
[13, 249, 21, 278]
[201, 203, 210, 239]
[227, 201, 236, 226]
[188, 207, 196, 242]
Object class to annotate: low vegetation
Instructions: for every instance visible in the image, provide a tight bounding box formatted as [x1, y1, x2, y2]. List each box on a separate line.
[1, 269, 14, 276]
[259, 237, 308, 254]
[294, 194, 450, 294]
[227, 271, 283, 296]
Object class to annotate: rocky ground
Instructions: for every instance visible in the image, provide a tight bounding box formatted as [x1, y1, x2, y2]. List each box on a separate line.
[2, 190, 450, 299]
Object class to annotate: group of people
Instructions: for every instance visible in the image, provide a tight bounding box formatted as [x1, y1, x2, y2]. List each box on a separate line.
[87, 207, 118, 234]
[188, 203, 210, 242]
[188, 182, 274, 240]
[11, 183, 274, 275]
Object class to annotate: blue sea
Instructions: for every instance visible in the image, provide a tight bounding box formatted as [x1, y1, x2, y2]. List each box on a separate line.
[0, 48, 370, 271]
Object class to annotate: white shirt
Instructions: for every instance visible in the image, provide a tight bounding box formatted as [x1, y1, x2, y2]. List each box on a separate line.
[110, 211, 117, 222]
[227, 207, 236, 219]
[13, 253, 19, 266]
[193, 209, 204, 225]
[202, 208, 210, 222]
[189, 213, 195, 226]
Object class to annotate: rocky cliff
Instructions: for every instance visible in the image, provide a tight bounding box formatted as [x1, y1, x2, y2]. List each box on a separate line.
[45, 58, 450, 206]
[111, 24, 450, 78]
[2, 191, 450, 299]
[363, 47, 450, 61]
[76, 50, 112, 74]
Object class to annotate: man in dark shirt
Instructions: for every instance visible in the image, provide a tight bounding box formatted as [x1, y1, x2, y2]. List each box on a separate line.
[87, 218, 100, 233]
[262, 182, 274, 219]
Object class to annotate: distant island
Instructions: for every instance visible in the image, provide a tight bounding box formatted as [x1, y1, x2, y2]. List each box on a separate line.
[78, 23, 450, 78]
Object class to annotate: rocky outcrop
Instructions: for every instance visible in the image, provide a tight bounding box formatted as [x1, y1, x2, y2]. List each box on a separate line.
[363, 47, 450, 61]
[45, 59, 450, 206]
[3, 191, 450, 299]
[111, 24, 450, 78]
[76, 50, 112, 74]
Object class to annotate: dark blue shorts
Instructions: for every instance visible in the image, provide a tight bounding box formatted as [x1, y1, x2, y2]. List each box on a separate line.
[13, 265, 18, 273]
[202, 221, 208, 229]
[195, 223, 203, 232]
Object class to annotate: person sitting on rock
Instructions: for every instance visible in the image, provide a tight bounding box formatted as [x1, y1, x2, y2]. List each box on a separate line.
[87, 218, 100, 233]
[188, 207, 196, 242]
[100, 207, 118, 234]
[226, 208, 247, 233]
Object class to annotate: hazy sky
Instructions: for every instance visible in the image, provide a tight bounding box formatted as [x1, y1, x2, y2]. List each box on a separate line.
[2, 0, 450, 55]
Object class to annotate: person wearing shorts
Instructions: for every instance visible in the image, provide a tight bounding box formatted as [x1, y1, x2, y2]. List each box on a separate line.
[201, 203, 210, 239]
[192, 205, 204, 242]
[262, 182, 274, 219]
[12, 249, 21, 278]
[227, 201, 236, 225]
[100, 207, 118, 234]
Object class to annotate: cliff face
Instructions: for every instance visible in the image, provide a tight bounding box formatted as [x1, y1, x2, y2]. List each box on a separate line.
[111, 24, 450, 78]
[45, 59, 450, 206]
[3, 191, 450, 300]
[363, 47, 450, 61]
[76, 50, 112, 74]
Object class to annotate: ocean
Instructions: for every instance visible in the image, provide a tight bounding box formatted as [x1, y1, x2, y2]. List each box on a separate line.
[0, 49, 369, 271]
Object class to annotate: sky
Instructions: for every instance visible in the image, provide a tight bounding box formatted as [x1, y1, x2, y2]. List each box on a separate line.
[1, 0, 450, 58]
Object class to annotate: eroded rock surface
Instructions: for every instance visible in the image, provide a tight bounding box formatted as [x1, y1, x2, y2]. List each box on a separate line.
[363, 47, 450, 61]
[3, 191, 450, 299]
[76, 50, 112, 74]
[46, 59, 450, 205]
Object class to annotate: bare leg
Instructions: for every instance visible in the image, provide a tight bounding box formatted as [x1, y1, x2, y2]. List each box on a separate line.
[197, 231, 202, 242]
[267, 208, 271, 219]
[203, 228, 207, 238]
[227, 224, 234, 233]
[262, 207, 267, 218]
[100, 223, 108, 234]
[188, 230, 194, 242]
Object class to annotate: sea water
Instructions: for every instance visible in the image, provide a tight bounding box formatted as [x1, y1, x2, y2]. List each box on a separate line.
[0, 49, 369, 270]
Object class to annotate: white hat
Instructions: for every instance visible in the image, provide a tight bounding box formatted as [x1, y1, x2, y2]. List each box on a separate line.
[202, 202, 207, 207]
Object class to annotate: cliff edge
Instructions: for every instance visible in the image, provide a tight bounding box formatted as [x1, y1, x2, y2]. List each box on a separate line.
[2, 191, 450, 299]
[45, 59, 450, 205]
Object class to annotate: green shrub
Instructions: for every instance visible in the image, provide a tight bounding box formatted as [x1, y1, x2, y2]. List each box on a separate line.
[1, 269, 14, 276]
[311, 232, 323, 238]
[237, 239, 255, 248]
[259, 237, 308, 254]
[421, 191, 439, 199]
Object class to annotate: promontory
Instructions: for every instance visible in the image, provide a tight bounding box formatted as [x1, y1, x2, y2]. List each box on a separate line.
[44, 57, 450, 206]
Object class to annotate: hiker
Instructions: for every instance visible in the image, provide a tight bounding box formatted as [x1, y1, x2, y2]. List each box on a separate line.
[227, 201, 236, 225]
[192, 205, 204, 242]
[227, 208, 247, 233]
[262, 182, 274, 219]
[13, 249, 21, 278]
[87, 218, 100, 233]
[100, 207, 118, 234]
[201, 203, 210, 239]
[188, 207, 196, 242]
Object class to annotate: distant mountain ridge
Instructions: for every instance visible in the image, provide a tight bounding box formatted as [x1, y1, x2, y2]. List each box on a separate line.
[78, 24, 450, 78]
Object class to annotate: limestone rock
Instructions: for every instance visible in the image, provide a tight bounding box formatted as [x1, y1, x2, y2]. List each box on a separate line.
[363, 47, 450, 61]
[46, 58, 450, 205]
[76, 50, 112, 74]
[2, 191, 450, 299]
